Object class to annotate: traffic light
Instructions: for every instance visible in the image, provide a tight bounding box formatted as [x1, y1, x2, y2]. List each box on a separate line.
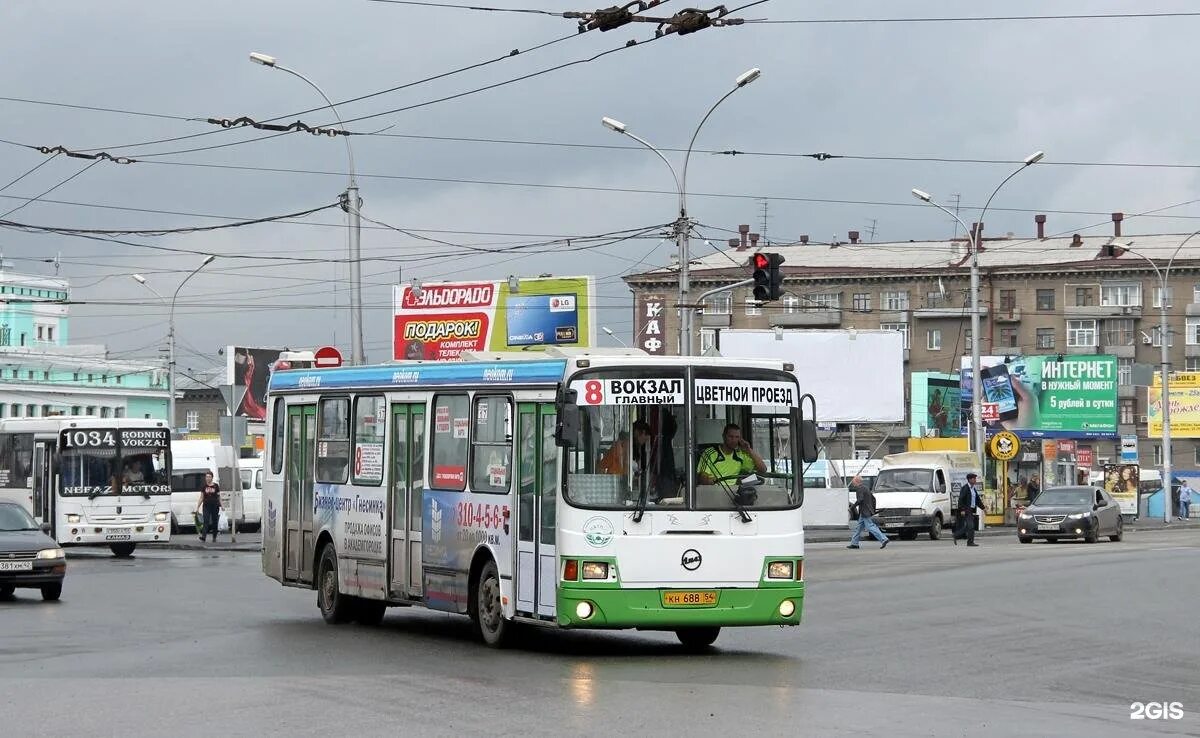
[751, 252, 785, 301]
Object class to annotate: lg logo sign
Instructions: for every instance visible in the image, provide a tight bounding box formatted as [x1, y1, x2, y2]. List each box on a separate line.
[1130, 702, 1184, 720]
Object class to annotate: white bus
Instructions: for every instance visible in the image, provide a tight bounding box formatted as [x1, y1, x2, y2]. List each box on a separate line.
[261, 350, 818, 648]
[0, 417, 173, 557]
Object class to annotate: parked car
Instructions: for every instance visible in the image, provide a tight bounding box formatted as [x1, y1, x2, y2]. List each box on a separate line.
[1016, 486, 1124, 544]
[0, 501, 66, 601]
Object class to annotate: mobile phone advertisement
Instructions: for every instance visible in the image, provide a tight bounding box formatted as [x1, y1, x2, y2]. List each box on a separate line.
[959, 355, 1118, 437]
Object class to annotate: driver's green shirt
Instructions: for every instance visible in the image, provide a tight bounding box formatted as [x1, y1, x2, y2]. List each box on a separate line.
[697, 446, 755, 481]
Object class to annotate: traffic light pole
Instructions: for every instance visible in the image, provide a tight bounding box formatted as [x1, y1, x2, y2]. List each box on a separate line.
[677, 214, 693, 356]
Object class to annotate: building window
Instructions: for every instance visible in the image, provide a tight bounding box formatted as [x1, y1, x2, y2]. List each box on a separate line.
[853, 292, 871, 312]
[42, 371, 49, 381]
[114, 408, 125, 419]
[1119, 358, 1133, 386]
[71, 406, 81, 415]
[186, 410, 200, 431]
[1119, 399, 1136, 425]
[87, 374, 94, 382]
[882, 291, 909, 311]
[10, 404, 19, 417]
[1075, 287, 1094, 307]
[744, 298, 762, 317]
[699, 328, 717, 354]
[101, 375, 108, 384]
[100, 407, 110, 418]
[36, 326, 44, 340]
[998, 289, 1016, 312]
[927, 329, 942, 351]
[964, 328, 972, 345]
[1066, 319, 1097, 347]
[1154, 445, 1163, 466]
[1152, 325, 1174, 347]
[1036, 328, 1056, 349]
[1193, 284, 1200, 304]
[1101, 283, 1140, 307]
[1186, 317, 1200, 345]
[703, 294, 731, 315]
[881, 322, 909, 349]
[1036, 289, 1055, 311]
[115, 375, 122, 385]
[86, 406, 96, 416]
[47, 327, 54, 341]
[1188, 357, 1200, 372]
[1153, 287, 1173, 308]
[998, 327, 1018, 348]
[783, 296, 799, 314]
[42, 405, 51, 417]
[807, 292, 840, 309]
[1103, 318, 1135, 346]
[926, 291, 942, 308]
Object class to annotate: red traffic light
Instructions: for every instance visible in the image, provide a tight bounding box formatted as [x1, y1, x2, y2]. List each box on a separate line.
[753, 253, 770, 269]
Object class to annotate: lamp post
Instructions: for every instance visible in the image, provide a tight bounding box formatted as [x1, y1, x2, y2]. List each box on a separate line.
[1116, 232, 1200, 521]
[133, 255, 215, 434]
[250, 52, 364, 365]
[601, 67, 761, 356]
[912, 151, 1043, 489]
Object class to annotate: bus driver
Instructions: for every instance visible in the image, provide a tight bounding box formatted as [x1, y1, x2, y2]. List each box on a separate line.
[697, 423, 767, 484]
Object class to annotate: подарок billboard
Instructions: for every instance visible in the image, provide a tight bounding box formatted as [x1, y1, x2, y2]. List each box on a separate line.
[960, 354, 1118, 438]
[392, 277, 595, 361]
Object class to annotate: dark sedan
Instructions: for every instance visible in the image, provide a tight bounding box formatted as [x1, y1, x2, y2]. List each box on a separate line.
[1016, 486, 1124, 544]
[0, 502, 66, 601]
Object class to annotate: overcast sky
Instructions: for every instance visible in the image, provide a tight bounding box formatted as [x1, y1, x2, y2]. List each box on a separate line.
[2, 0, 1198, 374]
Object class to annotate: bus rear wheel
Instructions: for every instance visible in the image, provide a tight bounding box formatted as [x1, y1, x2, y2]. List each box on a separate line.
[317, 545, 353, 624]
[110, 542, 136, 558]
[675, 626, 721, 650]
[470, 559, 511, 647]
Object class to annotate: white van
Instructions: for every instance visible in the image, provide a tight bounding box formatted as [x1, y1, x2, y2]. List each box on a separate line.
[871, 451, 979, 540]
[238, 456, 264, 531]
[169, 440, 239, 531]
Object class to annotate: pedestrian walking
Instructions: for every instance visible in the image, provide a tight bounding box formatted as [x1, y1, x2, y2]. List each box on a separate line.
[1027, 474, 1041, 504]
[847, 475, 889, 549]
[954, 472, 985, 547]
[196, 472, 222, 543]
[1179, 480, 1193, 521]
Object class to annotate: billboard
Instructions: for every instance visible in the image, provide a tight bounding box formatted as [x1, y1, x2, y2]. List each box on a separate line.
[392, 277, 595, 361]
[1147, 371, 1200, 438]
[227, 346, 294, 420]
[1101, 463, 1139, 515]
[960, 355, 1118, 438]
[719, 329, 905, 423]
[910, 372, 962, 437]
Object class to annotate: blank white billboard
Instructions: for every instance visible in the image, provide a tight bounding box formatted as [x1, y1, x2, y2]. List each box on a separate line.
[718, 329, 905, 423]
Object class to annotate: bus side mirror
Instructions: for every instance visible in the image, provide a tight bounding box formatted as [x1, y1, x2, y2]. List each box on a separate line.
[555, 390, 580, 447]
[799, 419, 819, 463]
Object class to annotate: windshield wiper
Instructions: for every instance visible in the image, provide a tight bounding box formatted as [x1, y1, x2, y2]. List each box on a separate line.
[700, 452, 752, 523]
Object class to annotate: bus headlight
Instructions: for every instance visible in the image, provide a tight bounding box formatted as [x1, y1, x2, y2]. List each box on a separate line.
[779, 599, 796, 617]
[581, 562, 609, 580]
[575, 601, 594, 620]
[154, 512, 169, 522]
[767, 561, 793, 579]
[37, 548, 65, 560]
[66, 514, 80, 524]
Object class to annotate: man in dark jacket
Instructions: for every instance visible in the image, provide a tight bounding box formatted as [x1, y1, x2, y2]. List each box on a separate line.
[847, 475, 889, 549]
[955, 472, 984, 546]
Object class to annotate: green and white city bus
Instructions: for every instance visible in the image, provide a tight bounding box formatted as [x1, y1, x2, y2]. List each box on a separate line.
[260, 350, 817, 648]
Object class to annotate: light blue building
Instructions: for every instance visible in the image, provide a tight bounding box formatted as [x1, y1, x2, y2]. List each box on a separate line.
[0, 265, 168, 420]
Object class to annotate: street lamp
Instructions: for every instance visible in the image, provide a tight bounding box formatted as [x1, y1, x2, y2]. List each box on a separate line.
[132, 255, 216, 434]
[912, 150, 1044, 492]
[601, 326, 628, 347]
[1113, 232, 1200, 522]
[601, 67, 762, 356]
[250, 51, 364, 366]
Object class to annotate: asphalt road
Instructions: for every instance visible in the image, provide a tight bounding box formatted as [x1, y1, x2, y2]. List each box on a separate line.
[2, 530, 1198, 737]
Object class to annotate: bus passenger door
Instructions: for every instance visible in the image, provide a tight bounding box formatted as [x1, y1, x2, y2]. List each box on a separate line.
[515, 403, 558, 618]
[284, 404, 316, 583]
[389, 404, 426, 599]
[33, 440, 56, 530]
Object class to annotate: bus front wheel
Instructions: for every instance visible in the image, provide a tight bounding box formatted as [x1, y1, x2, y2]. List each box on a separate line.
[470, 559, 511, 647]
[317, 545, 354, 624]
[110, 542, 136, 558]
[675, 627, 721, 650]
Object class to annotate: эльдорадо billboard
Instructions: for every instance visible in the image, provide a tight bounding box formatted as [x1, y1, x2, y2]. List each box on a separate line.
[960, 354, 1117, 438]
[392, 277, 595, 361]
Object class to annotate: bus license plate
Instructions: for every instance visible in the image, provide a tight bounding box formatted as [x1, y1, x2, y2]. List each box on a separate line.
[0, 561, 33, 571]
[662, 591, 717, 607]
[105, 531, 132, 541]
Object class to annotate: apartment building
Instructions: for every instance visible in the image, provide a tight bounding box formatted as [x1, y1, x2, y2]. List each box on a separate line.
[624, 215, 1200, 469]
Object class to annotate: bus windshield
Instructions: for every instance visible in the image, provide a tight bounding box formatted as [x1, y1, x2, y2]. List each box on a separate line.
[563, 367, 799, 512]
[59, 427, 171, 497]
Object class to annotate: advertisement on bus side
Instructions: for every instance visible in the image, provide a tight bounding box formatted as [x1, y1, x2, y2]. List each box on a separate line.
[392, 276, 595, 361]
[313, 482, 387, 563]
